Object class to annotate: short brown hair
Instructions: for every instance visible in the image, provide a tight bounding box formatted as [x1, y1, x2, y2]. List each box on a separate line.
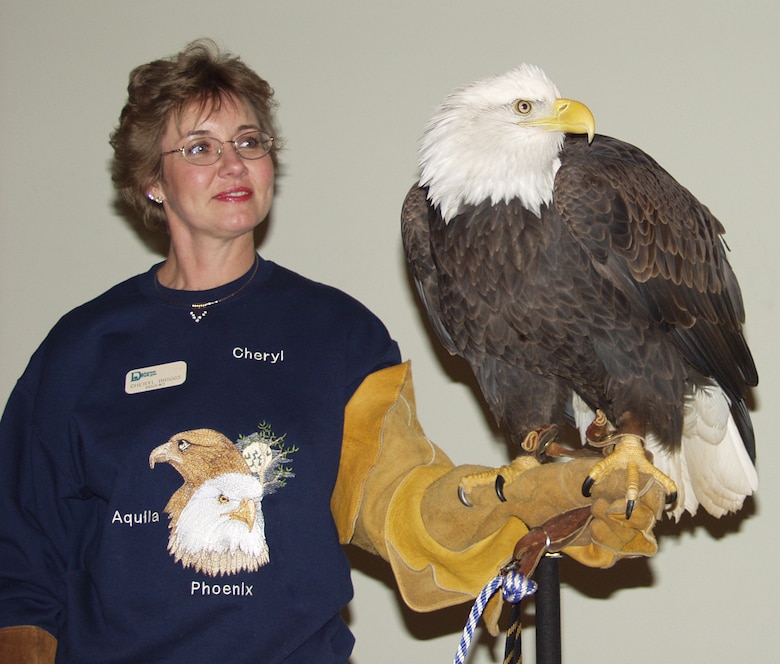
[110, 39, 280, 230]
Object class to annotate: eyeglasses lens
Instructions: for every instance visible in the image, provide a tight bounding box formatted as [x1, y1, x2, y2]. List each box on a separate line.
[181, 131, 272, 165]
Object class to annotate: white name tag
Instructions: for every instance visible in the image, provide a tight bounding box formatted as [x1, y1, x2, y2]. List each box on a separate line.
[125, 361, 187, 394]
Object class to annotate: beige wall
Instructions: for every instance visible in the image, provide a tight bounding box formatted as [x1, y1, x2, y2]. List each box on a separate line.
[1, 1, 778, 661]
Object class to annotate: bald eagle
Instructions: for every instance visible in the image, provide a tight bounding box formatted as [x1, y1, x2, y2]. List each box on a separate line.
[170, 472, 270, 576]
[402, 64, 758, 520]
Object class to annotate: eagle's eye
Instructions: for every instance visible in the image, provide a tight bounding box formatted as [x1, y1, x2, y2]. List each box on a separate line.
[177, 438, 192, 452]
[217, 494, 230, 505]
[513, 99, 533, 115]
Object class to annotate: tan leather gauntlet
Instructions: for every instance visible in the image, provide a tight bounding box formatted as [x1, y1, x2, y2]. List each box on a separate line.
[333, 362, 665, 613]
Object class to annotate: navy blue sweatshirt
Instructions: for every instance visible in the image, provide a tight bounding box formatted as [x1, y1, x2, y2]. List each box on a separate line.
[0, 256, 400, 663]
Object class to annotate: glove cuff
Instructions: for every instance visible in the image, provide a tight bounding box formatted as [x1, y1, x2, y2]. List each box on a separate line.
[0, 625, 57, 664]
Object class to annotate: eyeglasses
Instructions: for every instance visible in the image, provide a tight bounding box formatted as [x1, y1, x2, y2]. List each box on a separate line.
[161, 130, 274, 166]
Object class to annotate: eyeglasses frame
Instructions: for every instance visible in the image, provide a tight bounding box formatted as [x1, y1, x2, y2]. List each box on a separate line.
[161, 130, 274, 166]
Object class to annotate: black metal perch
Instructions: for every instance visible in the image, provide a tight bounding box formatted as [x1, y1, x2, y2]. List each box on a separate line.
[503, 554, 561, 664]
[502, 505, 592, 664]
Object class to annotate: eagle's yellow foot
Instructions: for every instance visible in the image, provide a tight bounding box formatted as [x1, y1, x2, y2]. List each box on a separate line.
[458, 455, 540, 507]
[581, 434, 678, 518]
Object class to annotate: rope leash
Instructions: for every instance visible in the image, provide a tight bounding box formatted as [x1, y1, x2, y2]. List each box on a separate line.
[453, 568, 537, 664]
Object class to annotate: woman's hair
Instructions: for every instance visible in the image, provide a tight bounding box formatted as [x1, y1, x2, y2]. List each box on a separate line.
[110, 39, 280, 230]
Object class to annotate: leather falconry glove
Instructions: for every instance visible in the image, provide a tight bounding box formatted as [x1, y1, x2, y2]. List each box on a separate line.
[332, 362, 665, 631]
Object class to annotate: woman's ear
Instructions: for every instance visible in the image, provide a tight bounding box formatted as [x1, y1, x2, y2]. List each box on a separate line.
[146, 185, 164, 204]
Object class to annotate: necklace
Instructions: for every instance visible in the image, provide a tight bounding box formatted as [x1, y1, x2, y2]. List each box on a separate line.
[154, 255, 260, 323]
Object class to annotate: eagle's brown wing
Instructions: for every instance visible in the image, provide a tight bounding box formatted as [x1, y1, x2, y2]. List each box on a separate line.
[556, 134, 757, 456]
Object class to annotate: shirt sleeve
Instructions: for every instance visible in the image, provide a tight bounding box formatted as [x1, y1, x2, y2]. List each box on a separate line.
[342, 300, 402, 402]
[0, 352, 67, 637]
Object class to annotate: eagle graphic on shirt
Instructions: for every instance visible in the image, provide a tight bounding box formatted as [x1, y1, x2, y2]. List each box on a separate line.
[149, 424, 296, 577]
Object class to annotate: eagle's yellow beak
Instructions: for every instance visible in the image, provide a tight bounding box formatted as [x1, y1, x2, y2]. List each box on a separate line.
[229, 498, 258, 530]
[526, 98, 595, 143]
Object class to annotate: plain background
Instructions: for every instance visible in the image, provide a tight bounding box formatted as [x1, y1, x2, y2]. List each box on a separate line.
[1, 1, 777, 662]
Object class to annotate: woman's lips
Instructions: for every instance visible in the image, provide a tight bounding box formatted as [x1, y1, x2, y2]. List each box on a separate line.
[214, 187, 253, 202]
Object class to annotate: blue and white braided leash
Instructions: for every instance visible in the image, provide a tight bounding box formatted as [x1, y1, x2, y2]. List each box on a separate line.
[453, 568, 537, 664]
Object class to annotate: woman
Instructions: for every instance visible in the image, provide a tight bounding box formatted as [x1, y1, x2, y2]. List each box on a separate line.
[0, 41, 664, 663]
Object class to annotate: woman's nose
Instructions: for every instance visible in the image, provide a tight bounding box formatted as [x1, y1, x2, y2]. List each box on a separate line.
[218, 143, 248, 175]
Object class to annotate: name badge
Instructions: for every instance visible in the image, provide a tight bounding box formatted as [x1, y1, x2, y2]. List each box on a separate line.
[125, 361, 187, 394]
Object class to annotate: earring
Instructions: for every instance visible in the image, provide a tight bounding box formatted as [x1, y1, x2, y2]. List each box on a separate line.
[146, 193, 163, 204]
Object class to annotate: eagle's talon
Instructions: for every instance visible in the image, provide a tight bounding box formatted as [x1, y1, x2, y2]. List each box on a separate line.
[582, 476, 595, 497]
[495, 474, 507, 502]
[458, 455, 540, 507]
[666, 491, 678, 506]
[625, 499, 636, 520]
[457, 485, 473, 507]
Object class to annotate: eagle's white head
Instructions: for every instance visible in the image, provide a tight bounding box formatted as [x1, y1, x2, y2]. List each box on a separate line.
[169, 471, 270, 576]
[418, 64, 595, 222]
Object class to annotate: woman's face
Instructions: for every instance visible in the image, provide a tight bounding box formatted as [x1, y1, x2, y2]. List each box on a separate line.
[151, 96, 275, 245]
